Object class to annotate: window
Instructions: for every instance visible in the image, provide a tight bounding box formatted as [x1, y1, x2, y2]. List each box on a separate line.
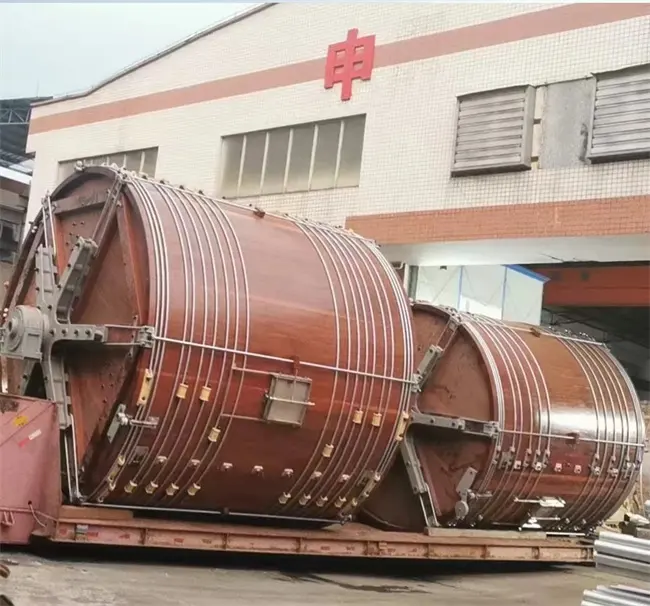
[451, 86, 536, 176]
[220, 115, 366, 198]
[58, 147, 159, 181]
[588, 64, 650, 163]
[0, 219, 21, 263]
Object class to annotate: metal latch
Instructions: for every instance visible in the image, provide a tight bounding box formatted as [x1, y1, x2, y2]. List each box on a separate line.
[106, 403, 158, 443]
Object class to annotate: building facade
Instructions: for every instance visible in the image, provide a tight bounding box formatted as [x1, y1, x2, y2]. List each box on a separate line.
[25, 3, 650, 268]
[18, 2, 650, 397]
[0, 96, 49, 289]
[0, 170, 29, 287]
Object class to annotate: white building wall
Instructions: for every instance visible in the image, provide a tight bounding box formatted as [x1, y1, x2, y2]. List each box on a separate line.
[29, 3, 559, 117]
[26, 4, 650, 230]
[501, 268, 547, 326]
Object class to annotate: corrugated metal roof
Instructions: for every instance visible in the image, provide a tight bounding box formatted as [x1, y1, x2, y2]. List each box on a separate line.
[0, 97, 52, 172]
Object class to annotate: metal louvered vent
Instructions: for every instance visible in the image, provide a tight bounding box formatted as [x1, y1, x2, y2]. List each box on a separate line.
[451, 86, 535, 176]
[588, 65, 650, 162]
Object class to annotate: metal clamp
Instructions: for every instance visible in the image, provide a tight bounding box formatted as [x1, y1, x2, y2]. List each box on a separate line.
[410, 410, 499, 439]
[400, 434, 439, 528]
[410, 313, 461, 393]
[106, 403, 159, 444]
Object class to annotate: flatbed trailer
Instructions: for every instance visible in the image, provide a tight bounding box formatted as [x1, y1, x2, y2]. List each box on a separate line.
[1, 393, 593, 563]
[46, 506, 593, 562]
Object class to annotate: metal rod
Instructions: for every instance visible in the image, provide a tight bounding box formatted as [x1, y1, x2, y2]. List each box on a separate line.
[153, 334, 416, 384]
[81, 502, 341, 525]
[498, 427, 644, 448]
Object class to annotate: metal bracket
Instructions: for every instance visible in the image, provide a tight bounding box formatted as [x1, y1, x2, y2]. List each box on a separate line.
[410, 410, 499, 439]
[54, 237, 97, 322]
[454, 466, 478, 521]
[106, 403, 159, 444]
[400, 434, 439, 528]
[262, 374, 314, 426]
[515, 496, 566, 529]
[134, 326, 155, 348]
[410, 310, 461, 393]
[412, 345, 443, 392]
[590, 453, 602, 477]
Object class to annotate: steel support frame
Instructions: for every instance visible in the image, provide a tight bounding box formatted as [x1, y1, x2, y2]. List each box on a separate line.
[401, 308, 499, 529]
[0, 173, 154, 503]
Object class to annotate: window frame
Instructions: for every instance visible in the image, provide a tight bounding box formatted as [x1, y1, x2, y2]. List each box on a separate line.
[219, 115, 366, 199]
[0, 217, 22, 264]
[58, 147, 159, 181]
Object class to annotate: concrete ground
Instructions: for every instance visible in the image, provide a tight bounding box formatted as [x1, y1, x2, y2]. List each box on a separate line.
[0, 551, 623, 606]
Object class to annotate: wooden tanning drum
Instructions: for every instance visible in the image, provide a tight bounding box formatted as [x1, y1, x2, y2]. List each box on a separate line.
[2, 166, 414, 524]
[361, 302, 646, 533]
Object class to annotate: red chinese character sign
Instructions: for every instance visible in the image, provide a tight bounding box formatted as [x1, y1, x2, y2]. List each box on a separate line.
[324, 28, 376, 102]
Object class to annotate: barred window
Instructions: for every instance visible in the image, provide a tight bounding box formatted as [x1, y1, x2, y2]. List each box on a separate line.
[451, 86, 535, 176]
[588, 64, 650, 162]
[58, 147, 159, 181]
[220, 115, 366, 198]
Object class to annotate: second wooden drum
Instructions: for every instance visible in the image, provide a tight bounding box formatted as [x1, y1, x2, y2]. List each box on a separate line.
[361, 302, 646, 532]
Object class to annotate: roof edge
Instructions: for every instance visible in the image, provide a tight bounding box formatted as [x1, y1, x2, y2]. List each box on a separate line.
[32, 3, 273, 109]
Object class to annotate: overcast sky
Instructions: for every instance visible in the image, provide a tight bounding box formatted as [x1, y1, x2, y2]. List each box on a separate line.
[0, 2, 255, 100]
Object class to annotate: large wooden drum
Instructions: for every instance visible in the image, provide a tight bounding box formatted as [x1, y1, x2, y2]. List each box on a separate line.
[2, 166, 414, 524]
[361, 302, 646, 532]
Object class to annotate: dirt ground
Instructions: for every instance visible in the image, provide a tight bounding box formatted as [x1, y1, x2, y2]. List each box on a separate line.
[0, 551, 624, 606]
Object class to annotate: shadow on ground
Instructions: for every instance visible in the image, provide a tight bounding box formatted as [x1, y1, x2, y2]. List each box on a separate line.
[2, 540, 585, 589]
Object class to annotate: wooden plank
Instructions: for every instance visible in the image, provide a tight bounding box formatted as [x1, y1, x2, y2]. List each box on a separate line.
[58, 505, 133, 521]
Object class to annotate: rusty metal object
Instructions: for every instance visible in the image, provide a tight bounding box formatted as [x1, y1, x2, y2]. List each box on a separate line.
[0, 397, 18, 414]
[0, 395, 60, 545]
[1, 165, 414, 524]
[362, 302, 646, 533]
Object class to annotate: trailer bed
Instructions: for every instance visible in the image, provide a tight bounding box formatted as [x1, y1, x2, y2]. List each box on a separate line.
[42, 506, 593, 562]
